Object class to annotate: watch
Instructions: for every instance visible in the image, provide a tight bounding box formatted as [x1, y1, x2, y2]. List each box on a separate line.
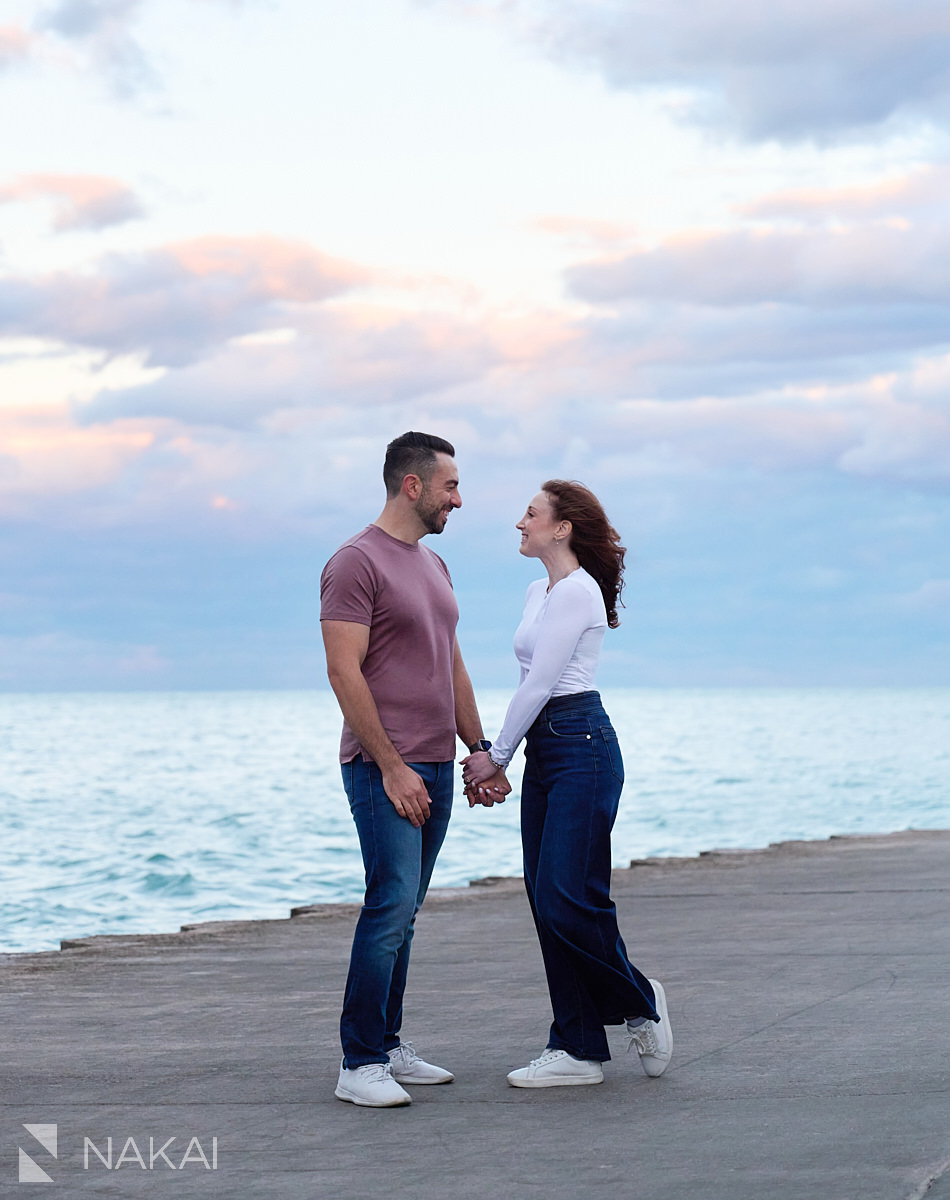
[468, 739, 492, 754]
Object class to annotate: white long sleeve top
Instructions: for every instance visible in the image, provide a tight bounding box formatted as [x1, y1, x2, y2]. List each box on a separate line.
[490, 567, 607, 767]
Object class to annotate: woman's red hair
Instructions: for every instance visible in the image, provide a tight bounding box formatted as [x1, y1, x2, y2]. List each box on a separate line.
[542, 479, 626, 628]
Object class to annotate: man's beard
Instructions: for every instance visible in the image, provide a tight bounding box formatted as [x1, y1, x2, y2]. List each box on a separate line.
[417, 484, 446, 535]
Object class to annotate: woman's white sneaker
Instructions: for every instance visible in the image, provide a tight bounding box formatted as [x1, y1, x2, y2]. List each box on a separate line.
[627, 979, 673, 1077]
[507, 1049, 604, 1088]
[388, 1041, 454, 1084]
[335, 1061, 412, 1107]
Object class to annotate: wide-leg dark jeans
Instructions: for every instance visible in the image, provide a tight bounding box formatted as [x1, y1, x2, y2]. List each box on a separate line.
[521, 691, 657, 1062]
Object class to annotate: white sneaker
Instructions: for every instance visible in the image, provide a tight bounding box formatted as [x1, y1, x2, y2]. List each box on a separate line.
[335, 1060, 412, 1107]
[627, 979, 673, 1077]
[507, 1049, 604, 1088]
[388, 1041, 454, 1085]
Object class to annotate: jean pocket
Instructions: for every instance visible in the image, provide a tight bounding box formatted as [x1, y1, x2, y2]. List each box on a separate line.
[547, 714, 593, 739]
[600, 726, 624, 782]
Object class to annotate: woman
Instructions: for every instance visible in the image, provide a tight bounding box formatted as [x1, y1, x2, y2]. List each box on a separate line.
[462, 480, 672, 1087]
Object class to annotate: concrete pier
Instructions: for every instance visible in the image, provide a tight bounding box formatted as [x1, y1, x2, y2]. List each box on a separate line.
[2, 829, 948, 1199]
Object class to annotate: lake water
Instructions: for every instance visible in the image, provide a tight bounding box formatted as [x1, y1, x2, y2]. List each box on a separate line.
[1, 688, 947, 953]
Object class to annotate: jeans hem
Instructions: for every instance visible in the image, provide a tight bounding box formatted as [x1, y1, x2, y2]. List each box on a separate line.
[547, 1039, 611, 1064]
[342, 1056, 390, 1071]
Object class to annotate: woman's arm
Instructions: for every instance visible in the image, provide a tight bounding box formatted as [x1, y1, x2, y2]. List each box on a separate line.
[464, 579, 593, 784]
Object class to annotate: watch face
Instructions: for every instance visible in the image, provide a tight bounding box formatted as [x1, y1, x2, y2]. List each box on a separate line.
[472, 739, 492, 753]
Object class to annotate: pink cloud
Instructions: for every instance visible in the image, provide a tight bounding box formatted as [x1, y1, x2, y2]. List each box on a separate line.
[0, 234, 370, 366]
[737, 163, 950, 223]
[532, 215, 641, 252]
[4, 325, 950, 539]
[0, 401, 156, 520]
[0, 172, 145, 231]
[76, 302, 563, 427]
[0, 23, 33, 69]
[165, 235, 366, 302]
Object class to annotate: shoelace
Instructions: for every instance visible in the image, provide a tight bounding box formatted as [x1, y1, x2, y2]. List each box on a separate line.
[627, 1023, 659, 1056]
[528, 1049, 566, 1067]
[392, 1041, 420, 1066]
[358, 1062, 396, 1083]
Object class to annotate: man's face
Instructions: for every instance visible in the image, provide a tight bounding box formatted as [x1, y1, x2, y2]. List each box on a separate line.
[416, 453, 462, 535]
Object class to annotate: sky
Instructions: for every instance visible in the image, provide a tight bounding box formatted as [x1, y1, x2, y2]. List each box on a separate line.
[1, 0, 949, 691]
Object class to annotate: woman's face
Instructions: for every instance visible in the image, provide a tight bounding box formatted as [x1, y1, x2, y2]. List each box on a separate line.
[516, 491, 559, 558]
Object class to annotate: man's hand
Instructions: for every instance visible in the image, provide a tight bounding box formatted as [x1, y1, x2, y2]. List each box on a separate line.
[460, 749, 497, 788]
[381, 762, 432, 827]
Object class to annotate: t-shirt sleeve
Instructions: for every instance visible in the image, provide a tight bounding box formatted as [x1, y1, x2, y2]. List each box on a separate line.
[320, 546, 377, 626]
[426, 548, 453, 588]
[490, 578, 593, 766]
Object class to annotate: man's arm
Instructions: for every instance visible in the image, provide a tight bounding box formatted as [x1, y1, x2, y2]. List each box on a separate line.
[454, 638, 510, 806]
[453, 637, 485, 754]
[321, 619, 432, 827]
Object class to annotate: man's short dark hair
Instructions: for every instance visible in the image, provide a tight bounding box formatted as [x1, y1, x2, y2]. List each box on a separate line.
[383, 431, 456, 497]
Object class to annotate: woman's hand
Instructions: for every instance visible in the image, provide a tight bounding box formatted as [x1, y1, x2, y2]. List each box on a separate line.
[461, 752, 511, 807]
[466, 768, 510, 807]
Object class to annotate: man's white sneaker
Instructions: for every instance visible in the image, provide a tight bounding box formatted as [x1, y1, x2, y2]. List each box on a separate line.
[507, 1049, 604, 1088]
[388, 1041, 454, 1085]
[627, 978, 673, 1077]
[335, 1061, 412, 1107]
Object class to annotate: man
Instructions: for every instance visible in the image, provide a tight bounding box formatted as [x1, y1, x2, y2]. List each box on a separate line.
[320, 431, 509, 1107]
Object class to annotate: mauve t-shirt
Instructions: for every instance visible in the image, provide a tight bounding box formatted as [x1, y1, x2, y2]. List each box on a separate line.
[320, 524, 460, 764]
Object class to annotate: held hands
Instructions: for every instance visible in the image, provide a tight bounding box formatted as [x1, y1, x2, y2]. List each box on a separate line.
[465, 768, 510, 807]
[460, 751, 511, 808]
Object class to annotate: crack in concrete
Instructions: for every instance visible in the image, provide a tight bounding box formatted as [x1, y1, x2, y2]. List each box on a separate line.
[673, 971, 896, 1071]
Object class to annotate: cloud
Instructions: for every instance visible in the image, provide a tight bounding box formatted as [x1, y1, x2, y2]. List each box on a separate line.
[543, 300, 950, 409]
[0, 172, 145, 230]
[4, 309, 949, 689]
[552, 161, 950, 399]
[0, 631, 171, 687]
[567, 224, 950, 308]
[0, 400, 156, 521]
[532, 214, 640, 252]
[460, 353, 950, 488]
[38, 0, 141, 39]
[3, 0, 252, 96]
[35, 0, 157, 96]
[423, 0, 950, 140]
[0, 23, 34, 70]
[2, 286, 932, 520]
[895, 580, 950, 615]
[736, 162, 950, 224]
[0, 235, 368, 367]
[836, 359, 950, 485]
[2, 180, 947, 549]
[78, 309, 509, 427]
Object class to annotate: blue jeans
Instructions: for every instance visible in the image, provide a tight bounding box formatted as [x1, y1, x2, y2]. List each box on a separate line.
[339, 756, 454, 1069]
[521, 691, 658, 1062]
